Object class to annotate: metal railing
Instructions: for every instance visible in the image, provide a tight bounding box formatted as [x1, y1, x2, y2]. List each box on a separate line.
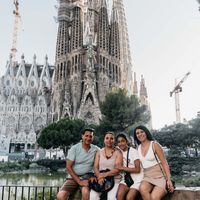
[0, 185, 60, 200]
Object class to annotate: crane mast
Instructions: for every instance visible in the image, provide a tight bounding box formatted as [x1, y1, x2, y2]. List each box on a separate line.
[11, 0, 21, 65]
[170, 72, 190, 123]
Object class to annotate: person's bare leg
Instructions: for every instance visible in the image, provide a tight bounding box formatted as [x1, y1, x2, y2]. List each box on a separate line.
[150, 186, 166, 200]
[57, 191, 70, 200]
[139, 181, 153, 200]
[81, 186, 90, 200]
[126, 188, 138, 200]
[117, 184, 129, 200]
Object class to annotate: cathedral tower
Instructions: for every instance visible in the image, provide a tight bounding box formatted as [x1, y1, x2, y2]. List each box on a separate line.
[52, 0, 134, 124]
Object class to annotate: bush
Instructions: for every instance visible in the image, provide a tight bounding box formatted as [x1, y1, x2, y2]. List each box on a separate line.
[18, 160, 31, 169]
[0, 162, 27, 172]
[182, 178, 200, 187]
[167, 157, 200, 176]
[36, 159, 66, 171]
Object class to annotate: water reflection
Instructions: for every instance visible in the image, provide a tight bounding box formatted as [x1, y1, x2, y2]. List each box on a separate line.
[0, 172, 66, 186]
[0, 173, 66, 199]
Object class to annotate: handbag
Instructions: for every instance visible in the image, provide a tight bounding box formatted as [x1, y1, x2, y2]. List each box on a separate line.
[152, 142, 175, 193]
[88, 169, 114, 193]
[124, 147, 134, 187]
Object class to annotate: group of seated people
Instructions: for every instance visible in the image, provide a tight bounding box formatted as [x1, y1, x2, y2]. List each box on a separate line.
[57, 125, 174, 200]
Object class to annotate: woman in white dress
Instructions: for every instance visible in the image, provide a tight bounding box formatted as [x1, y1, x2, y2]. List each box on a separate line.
[133, 125, 174, 200]
[116, 133, 143, 200]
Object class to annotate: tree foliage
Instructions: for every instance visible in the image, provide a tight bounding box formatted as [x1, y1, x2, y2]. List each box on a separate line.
[99, 88, 150, 133]
[153, 118, 200, 157]
[37, 118, 87, 155]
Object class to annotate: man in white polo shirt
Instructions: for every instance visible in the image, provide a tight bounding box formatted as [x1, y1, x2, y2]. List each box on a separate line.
[57, 128, 99, 200]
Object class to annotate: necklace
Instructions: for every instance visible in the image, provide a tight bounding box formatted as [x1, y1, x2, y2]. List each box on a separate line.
[104, 148, 114, 159]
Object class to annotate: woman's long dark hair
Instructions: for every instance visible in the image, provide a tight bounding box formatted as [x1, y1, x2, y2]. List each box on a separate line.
[133, 125, 154, 145]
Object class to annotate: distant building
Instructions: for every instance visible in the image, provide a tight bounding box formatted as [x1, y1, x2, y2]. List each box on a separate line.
[0, 55, 53, 153]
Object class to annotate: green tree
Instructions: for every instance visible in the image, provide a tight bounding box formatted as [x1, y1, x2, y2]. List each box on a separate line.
[153, 121, 200, 157]
[153, 124, 189, 156]
[188, 118, 200, 156]
[37, 118, 87, 156]
[99, 88, 150, 134]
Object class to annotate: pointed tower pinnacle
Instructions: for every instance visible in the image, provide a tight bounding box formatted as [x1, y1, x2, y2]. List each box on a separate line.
[113, 0, 133, 93]
[133, 72, 138, 97]
[140, 75, 148, 105]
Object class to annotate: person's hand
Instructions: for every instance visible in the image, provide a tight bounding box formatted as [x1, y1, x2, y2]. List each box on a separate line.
[166, 179, 174, 193]
[78, 179, 88, 187]
[98, 177, 105, 185]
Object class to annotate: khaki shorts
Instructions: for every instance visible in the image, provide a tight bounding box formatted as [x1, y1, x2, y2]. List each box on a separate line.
[60, 178, 79, 194]
[60, 174, 92, 194]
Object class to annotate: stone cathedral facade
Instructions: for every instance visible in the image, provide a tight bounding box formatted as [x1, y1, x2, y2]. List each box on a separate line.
[0, 55, 54, 153]
[0, 0, 150, 154]
[52, 0, 134, 124]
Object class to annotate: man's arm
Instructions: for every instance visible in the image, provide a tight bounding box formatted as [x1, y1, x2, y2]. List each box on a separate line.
[66, 160, 89, 187]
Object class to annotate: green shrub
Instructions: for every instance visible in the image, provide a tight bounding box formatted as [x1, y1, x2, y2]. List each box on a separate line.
[182, 178, 200, 187]
[36, 159, 66, 171]
[167, 157, 200, 176]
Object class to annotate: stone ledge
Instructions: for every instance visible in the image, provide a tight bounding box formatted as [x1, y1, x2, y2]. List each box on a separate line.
[163, 189, 200, 200]
[71, 188, 200, 200]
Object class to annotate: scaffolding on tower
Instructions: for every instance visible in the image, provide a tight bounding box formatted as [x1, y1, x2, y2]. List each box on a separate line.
[11, 0, 21, 66]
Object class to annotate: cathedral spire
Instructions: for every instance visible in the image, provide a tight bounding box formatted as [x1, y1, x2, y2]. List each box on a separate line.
[100, 0, 107, 8]
[16, 54, 26, 78]
[70, 6, 83, 51]
[133, 72, 138, 97]
[55, 0, 72, 61]
[110, 2, 120, 59]
[111, 0, 119, 23]
[113, 0, 133, 92]
[97, 0, 109, 52]
[140, 75, 148, 105]
[28, 54, 39, 80]
[5, 54, 14, 77]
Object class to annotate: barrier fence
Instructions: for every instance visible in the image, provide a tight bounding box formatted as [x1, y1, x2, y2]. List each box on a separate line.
[0, 185, 60, 200]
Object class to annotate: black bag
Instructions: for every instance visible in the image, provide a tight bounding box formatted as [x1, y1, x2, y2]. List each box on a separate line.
[124, 147, 134, 187]
[88, 169, 114, 193]
[124, 172, 134, 187]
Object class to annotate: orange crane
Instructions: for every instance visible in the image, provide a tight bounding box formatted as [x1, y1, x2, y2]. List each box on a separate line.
[11, 0, 21, 65]
[170, 71, 190, 123]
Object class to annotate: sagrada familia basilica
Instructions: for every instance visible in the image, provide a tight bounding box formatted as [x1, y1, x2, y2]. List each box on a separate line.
[0, 0, 149, 154]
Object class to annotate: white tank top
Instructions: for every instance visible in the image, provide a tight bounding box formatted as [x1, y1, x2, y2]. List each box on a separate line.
[138, 141, 160, 169]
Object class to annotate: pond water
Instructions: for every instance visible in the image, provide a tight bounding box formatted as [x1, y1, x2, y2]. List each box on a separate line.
[0, 172, 67, 199]
[0, 172, 66, 186]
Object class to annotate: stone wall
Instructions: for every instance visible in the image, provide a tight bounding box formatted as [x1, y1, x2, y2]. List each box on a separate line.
[163, 189, 200, 200]
[71, 189, 200, 200]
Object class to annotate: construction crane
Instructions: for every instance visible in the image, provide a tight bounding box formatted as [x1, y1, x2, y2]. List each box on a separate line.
[11, 0, 21, 65]
[170, 71, 191, 123]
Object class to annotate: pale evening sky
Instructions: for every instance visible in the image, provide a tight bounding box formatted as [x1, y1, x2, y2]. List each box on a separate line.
[0, 0, 200, 129]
